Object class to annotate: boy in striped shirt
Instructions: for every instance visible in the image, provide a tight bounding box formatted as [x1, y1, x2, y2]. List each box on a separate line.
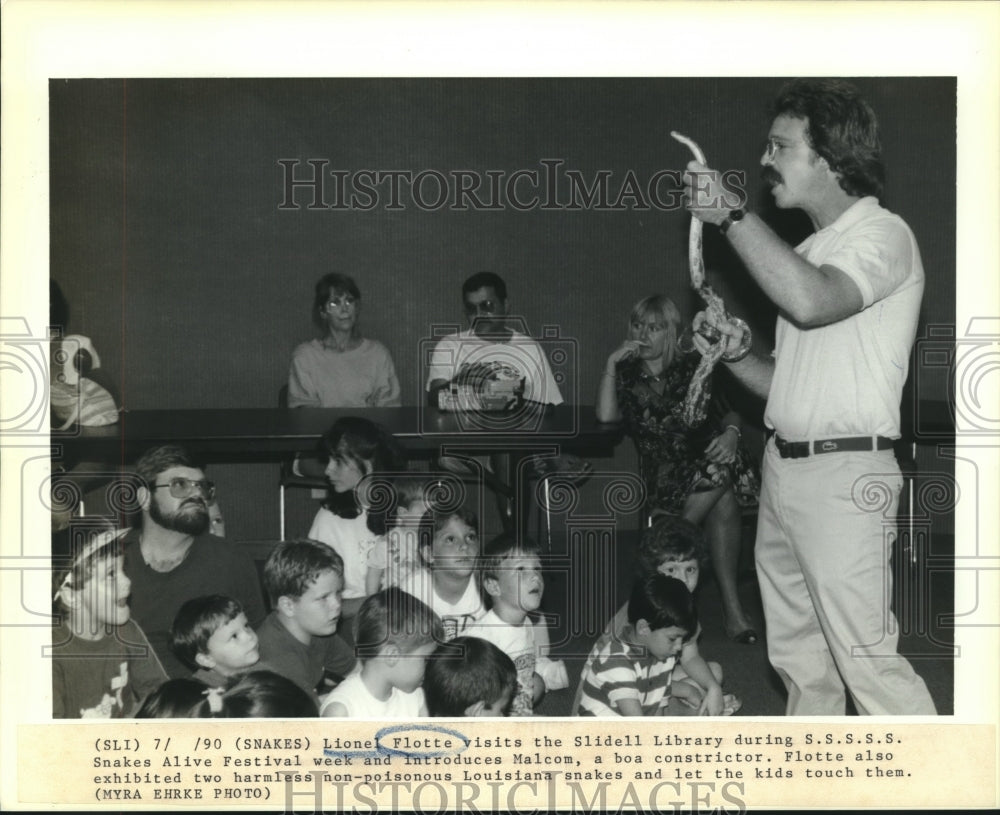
[577, 574, 695, 716]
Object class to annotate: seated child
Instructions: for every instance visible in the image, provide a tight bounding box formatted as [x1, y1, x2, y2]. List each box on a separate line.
[308, 417, 405, 636]
[136, 671, 318, 718]
[51, 525, 167, 718]
[400, 507, 485, 640]
[255, 540, 356, 706]
[572, 517, 739, 716]
[320, 588, 442, 718]
[423, 636, 517, 717]
[577, 574, 695, 716]
[208, 499, 226, 537]
[464, 534, 568, 715]
[170, 595, 260, 687]
[365, 475, 435, 593]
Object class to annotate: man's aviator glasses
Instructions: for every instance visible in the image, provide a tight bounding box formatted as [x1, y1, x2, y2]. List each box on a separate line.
[153, 478, 216, 500]
[463, 299, 500, 316]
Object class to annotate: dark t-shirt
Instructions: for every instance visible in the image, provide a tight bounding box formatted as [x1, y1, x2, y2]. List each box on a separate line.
[121, 530, 266, 679]
[51, 618, 167, 718]
[255, 611, 356, 703]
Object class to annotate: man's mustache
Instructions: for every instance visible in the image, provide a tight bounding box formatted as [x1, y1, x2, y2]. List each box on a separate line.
[761, 167, 783, 187]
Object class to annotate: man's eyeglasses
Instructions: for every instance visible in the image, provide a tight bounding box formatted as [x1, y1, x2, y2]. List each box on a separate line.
[326, 295, 358, 310]
[463, 299, 501, 316]
[152, 478, 216, 500]
[763, 138, 804, 161]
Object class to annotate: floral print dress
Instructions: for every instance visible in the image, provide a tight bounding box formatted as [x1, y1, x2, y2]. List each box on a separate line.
[615, 351, 759, 515]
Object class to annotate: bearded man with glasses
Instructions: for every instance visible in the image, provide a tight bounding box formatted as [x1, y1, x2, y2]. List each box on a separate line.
[120, 445, 266, 678]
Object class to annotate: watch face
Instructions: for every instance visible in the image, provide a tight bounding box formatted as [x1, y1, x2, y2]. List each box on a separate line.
[721, 207, 746, 234]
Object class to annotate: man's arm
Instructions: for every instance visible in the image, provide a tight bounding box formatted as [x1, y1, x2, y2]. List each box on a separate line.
[425, 335, 461, 407]
[428, 364, 514, 408]
[428, 378, 450, 407]
[691, 317, 775, 400]
[722, 351, 776, 401]
[724, 213, 863, 327]
[685, 161, 863, 327]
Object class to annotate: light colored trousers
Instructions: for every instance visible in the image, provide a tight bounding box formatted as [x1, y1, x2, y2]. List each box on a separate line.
[755, 440, 937, 715]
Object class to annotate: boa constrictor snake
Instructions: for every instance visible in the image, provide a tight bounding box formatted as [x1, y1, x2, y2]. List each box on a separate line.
[670, 131, 752, 427]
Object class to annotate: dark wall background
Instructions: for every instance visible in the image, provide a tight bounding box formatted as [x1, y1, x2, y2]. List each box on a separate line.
[50, 78, 956, 541]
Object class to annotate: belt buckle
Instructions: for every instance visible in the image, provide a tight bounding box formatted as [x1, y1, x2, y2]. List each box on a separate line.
[775, 436, 808, 459]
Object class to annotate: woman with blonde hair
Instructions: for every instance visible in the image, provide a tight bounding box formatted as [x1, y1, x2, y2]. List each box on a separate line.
[596, 295, 759, 643]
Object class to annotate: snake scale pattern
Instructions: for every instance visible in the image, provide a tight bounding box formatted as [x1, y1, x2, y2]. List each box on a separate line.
[670, 131, 752, 427]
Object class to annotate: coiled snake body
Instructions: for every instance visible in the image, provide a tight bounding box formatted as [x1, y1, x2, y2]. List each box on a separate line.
[670, 131, 752, 427]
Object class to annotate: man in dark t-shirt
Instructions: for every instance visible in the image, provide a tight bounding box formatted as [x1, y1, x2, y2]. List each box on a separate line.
[121, 445, 266, 678]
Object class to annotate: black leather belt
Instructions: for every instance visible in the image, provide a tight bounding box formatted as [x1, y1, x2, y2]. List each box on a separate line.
[765, 428, 895, 459]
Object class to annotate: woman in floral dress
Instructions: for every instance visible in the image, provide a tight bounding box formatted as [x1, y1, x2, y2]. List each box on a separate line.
[596, 295, 760, 643]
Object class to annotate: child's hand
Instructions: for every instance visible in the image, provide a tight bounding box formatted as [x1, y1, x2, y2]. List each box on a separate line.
[698, 684, 725, 716]
[531, 673, 546, 705]
[670, 680, 703, 710]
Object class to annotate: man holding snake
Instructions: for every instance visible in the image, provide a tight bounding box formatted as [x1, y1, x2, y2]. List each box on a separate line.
[681, 79, 935, 715]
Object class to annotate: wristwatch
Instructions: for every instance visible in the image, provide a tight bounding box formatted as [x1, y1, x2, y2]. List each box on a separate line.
[720, 207, 748, 235]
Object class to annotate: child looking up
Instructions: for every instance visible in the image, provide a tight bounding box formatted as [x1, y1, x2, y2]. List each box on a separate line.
[423, 636, 517, 717]
[255, 540, 356, 705]
[464, 534, 568, 715]
[51, 525, 167, 718]
[637, 517, 740, 714]
[170, 595, 260, 687]
[320, 588, 442, 718]
[401, 507, 485, 639]
[572, 517, 739, 715]
[577, 574, 695, 716]
[308, 417, 406, 635]
[365, 474, 450, 594]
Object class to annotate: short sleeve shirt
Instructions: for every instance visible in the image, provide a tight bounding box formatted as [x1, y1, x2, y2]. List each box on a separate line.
[424, 330, 564, 405]
[765, 197, 924, 439]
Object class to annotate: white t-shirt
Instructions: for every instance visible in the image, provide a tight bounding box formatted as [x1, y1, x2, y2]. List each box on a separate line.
[367, 526, 421, 590]
[308, 509, 382, 600]
[400, 569, 485, 641]
[319, 672, 426, 718]
[766, 197, 924, 439]
[464, 610, 538, 716]
[465, 611, 569, 716]
[424, 329, 564, 405]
